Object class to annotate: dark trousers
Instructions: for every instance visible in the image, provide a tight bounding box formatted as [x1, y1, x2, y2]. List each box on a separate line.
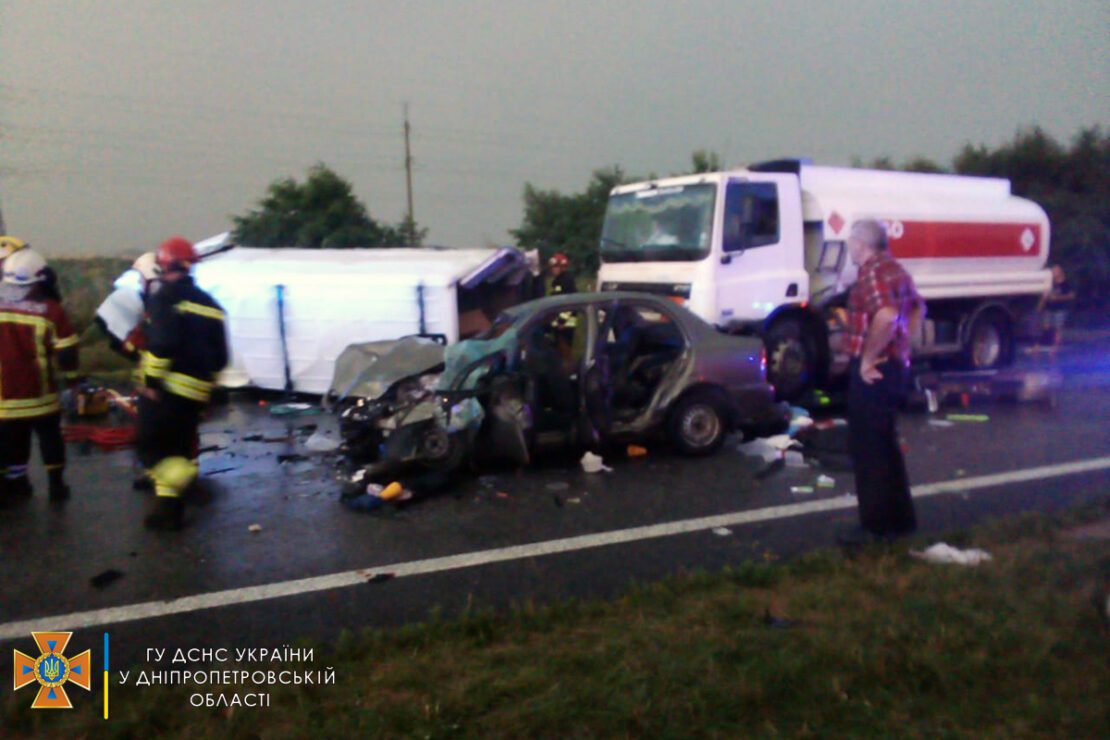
[137, 393, 201, 498]
[0, 413, 66, 480]
[847, 358, 916, 537]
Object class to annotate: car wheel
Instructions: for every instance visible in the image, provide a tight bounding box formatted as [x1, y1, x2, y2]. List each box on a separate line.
[667, 391, 726, 456]
[417, 426, 467, 472]
[963, 311, 1012, 370]
[766, 318, 815, 402]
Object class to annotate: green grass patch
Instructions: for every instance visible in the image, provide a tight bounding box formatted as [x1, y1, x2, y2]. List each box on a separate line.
[5, 504, 1109, 737]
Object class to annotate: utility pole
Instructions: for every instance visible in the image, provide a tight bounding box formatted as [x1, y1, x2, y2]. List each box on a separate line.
[403, 103, 415, 245]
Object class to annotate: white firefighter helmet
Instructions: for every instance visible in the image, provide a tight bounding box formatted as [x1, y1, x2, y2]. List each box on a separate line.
[2, 248, 49, 286]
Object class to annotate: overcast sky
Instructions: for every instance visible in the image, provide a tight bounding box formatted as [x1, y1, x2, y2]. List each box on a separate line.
[1, 0, 1106, 256]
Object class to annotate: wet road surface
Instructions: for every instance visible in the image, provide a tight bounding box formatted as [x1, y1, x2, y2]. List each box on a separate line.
[1, 338, 1107, 666]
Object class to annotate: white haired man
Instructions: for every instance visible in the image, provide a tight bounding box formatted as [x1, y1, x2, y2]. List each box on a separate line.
[840, 219, 925, 545]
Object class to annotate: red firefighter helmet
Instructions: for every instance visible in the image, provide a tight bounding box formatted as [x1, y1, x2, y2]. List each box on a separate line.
[156, 236, 197, 273]
[548, 252, 569, 268]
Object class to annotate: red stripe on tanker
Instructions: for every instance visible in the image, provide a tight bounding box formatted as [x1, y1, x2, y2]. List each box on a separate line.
[883, 221, 1042, 259]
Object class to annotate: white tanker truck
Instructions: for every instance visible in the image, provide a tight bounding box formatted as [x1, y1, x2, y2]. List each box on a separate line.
[596, 159, 1051, 399]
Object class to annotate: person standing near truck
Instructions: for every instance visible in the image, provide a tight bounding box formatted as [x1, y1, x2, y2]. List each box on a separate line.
[1036, 264, 1075, 354]
[840, 220, 925, 544]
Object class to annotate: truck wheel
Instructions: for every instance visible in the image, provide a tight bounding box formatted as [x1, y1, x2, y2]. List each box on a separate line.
[766, 318, 815, 401]
[667, 391, 726, 456]
[963, 311, 1012, 370]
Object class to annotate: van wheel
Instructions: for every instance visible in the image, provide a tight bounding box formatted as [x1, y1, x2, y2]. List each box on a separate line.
[963, 311, 1012, 369]
[766, 318, 815, 401]
[667, 391, 726, 456]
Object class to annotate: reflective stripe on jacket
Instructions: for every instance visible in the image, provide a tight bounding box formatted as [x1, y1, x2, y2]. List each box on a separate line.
[140, 276, 228, 404]
[0, 291, 78, 419]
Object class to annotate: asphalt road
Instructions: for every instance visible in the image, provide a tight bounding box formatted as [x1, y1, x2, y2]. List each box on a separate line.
[1, 337, 1108, 670]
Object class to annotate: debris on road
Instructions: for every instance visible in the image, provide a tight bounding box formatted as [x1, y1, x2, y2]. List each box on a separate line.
[712, 527, 733, 537]
[816, 475, 836, 488]
[304, 430, 340, 453]
[248, 524, 263, 534]
[269, 402, 318, 417]
[785, 450, 808, 468]
[378, 482, 407, 501]
[790, 485, 815, 495]
[90, 569, 124, 589]
[343, 493, 385, 512]
[788, 406, 814, 436]
[911, 543, 993, 566]
[567, 497, 582, 504]
[580, 452, 612, 473]
[626, 444, 648, 458]
[737, 438, 781, 464]
[755, 458, 786, 480]
[946, 413, 990, 423]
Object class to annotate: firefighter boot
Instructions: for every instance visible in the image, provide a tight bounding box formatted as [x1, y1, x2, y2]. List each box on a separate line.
[48, 469, 71, 501]
[144, 497, 185, 531]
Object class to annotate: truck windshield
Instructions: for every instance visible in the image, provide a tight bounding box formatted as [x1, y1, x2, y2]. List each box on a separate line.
[600, 184, 715, 262]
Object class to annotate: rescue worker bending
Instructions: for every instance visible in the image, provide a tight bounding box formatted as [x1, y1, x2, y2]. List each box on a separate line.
[137, 237, 228, 530]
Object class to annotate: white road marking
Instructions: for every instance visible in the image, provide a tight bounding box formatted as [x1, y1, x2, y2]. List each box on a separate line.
[2, 456, 1108, 640]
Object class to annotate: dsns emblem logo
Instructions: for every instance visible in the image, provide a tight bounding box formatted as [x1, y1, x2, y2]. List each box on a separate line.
[12, 632, 91, 709]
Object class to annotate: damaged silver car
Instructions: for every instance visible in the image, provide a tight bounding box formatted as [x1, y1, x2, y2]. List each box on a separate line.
[326, 292, 788, 492]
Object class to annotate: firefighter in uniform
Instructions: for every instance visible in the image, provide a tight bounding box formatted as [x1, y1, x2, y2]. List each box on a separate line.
[0, 248, 79, 504]
[547, 252, 578, 359]
[137, 237, 228, 530]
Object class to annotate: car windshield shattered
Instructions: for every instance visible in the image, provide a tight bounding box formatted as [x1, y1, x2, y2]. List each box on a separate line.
[600, 183, 716, 263]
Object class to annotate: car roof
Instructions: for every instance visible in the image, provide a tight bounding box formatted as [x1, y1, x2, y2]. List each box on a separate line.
[506, 291, 675, 314]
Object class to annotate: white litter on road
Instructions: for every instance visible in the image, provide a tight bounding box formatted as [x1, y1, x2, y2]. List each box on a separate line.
[580, 452, 612, 474]
[304, 431, 340, 453]
[712, 527, 733, 537]
[785, 450, 808, 468]
[737, 439, 781, 463]
[911, 543, 993, 566]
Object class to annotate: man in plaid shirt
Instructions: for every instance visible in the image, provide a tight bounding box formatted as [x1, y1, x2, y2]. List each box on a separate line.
[841, 219, 925, 544]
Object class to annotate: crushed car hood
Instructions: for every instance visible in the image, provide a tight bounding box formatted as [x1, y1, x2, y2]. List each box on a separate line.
[327, 337, 446, 403]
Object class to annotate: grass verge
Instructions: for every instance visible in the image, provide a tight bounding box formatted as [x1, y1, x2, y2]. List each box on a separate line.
[4, 502, 1109, 738]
